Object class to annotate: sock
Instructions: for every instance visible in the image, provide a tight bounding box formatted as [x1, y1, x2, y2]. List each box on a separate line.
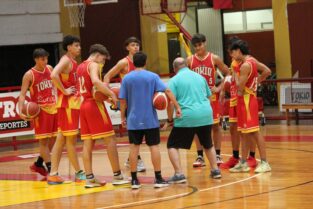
[35, 156, 44, 167]
[216, 149, 221, 156]
[86, 173, 94, 179]
[249, 152, 256, 158]
[76, 170, 84, 174]
[50, 172, 58, 176]
[131, 172, 137, 180]
[45, 162, 51, 173]
[197, 150, 203, 157]
[154, 171, 162, 180]
[113, 170, 121, 176]
[137, 155, 141, 160]
[233, 150, 240, 159]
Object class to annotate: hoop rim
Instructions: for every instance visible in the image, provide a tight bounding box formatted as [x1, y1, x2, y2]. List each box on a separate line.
[64, 0, 117, 7]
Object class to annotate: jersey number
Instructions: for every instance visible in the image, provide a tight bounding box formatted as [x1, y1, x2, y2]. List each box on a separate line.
[78, 77, 87, 94]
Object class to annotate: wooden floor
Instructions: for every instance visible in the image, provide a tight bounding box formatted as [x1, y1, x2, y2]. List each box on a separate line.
[1, 124, 313, 209]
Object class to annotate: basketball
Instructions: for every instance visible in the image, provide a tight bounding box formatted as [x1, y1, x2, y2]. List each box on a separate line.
[92, 86, 108, 102]
[224, 75, 232, 92]
[21, 102, 40, 118]
[153, 92, 168, 110]
[110, 86, 120, 98]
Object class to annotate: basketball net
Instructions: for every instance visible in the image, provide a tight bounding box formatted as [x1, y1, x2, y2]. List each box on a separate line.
[65, 0, 91, 28]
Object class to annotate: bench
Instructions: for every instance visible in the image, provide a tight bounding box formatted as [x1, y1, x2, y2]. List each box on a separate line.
[282, 103, 313, 125]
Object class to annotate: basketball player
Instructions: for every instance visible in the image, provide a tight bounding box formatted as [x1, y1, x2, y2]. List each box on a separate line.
[221, 37, 257, 169]
[103, 37, 146, 172]
[47, 35, 85, 184]
[186, 34, 230, 167]
[18, 48, 57, 176]
[229, 40, 271, 173]
[119, 52, 181, 189]
[77, 44, 130, 188]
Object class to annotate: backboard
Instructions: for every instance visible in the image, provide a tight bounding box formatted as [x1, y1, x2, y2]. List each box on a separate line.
[141, 0, 186, 15]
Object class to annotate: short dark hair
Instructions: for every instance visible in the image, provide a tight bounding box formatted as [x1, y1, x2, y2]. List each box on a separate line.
[62, 35, 80, 51]
[191, 33, 206, 45]
[33, 48, 49, 59]
[133, 51, 147, 68]
[230, 40, 250, 55]
[227, 36, 240, 47]
[124, 36, 141, 47]
[89, 44, 110, 58]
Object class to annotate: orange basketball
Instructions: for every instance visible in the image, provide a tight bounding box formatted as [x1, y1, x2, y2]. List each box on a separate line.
[110, 86, 120, 98]
[22, 102, 40, 118]
[153, 92, 168, 110]
[92, 86, 108, 102]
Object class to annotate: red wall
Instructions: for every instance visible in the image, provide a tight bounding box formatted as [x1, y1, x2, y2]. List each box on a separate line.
[80, 0, 141, 74]
[224, 31, 275, 71]
[288, 2, 313, 77]
[226, 0, 272, 11]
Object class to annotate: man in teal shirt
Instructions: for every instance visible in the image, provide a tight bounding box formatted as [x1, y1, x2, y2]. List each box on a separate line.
[166, 57, 221, 182]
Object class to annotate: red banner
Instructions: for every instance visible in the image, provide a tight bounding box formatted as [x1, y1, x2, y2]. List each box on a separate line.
[213, 0, 233, 9]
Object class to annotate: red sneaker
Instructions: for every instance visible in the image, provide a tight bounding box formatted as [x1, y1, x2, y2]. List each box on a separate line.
[220, 156, 239, 169]
[30, 163, 48, 176]
[247, 156, 257, 168]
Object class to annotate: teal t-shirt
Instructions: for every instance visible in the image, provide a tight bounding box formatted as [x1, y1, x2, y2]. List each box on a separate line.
[168, 67, 213, 127]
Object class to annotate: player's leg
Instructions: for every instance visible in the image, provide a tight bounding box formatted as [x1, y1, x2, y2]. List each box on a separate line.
[192, 136, 205, 168]
[212, 123, 223, 164]
[252, 131, 271, 173]
[247, 136, 257, 168]
[197, 125, 221, 179]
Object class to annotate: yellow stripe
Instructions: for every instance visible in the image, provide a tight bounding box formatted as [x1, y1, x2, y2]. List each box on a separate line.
[96, 102, 110, 125]
[243, 94, 252, 121]
[229, 98, 237, 107]
[58, 129, 78, 136]
[35, 134, 53, 139]
[211, 93, 217, 102]
[244, 87, 256, 97]
[66, 108, 72, 124]
[229, 118, 237, 123]
[241, 127, 260, 134]
[213, 119, 220, 124]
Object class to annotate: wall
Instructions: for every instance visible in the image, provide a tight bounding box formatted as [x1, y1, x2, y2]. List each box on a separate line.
[288, 2, 313, 77]
[228, 0, 272, 11]
[0, 0, 62, 46]
[80, 0, 141, 73]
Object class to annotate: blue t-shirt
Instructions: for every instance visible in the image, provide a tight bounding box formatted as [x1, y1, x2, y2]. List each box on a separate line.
[168, 67, 213, 127]
[119, 69, 167, 130]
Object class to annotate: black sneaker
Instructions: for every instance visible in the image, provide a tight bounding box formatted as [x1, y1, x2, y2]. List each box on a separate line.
[210, 169, 222, 179]
[131, 179, 141, 189]
[154, 178, 169, 188]
[168, 174, 187, 184]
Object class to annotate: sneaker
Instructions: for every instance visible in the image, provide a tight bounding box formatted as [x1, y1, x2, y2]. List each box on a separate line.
[85, 178, 106, 188]
[137, 159, 146, 172]
[220, 157, 239, 169]
[168, 174, 187, 184]
[193, 156, 205, 167]
[154, 178, 169, 188]
[131, 179, 141, 189]
[247, 156, 257, 168]
[112, 174, 130, 185]
[75, 170, 86, 182]
[229, 161, 250, 173]
[30, 163, 48, 176]
[216, 155, 224, 166]
[254, 161, 271, 173]
[47, 175, 65, 185]
[124, 159, 146, 172]
[210, 169, 222, 179]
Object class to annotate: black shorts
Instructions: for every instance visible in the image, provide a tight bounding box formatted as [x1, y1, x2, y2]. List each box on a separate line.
[167, 125, 213, 149]
[128, 128, 160, 146]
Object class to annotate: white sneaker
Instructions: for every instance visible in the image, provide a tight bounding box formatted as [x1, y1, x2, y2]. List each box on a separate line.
[137, 159, 146, 172]
[193, 155, 206, 167]
[229, 161, 250, 173]
[216, 155, 224, 165]
[112, 174, 130, 185]
[254, 161, 272, 173]
[85, 178, 106, 188]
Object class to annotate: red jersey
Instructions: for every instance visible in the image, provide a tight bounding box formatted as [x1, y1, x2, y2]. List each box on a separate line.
[56, 55, 80, 109]
[29, 67, 55, 106]
[243, 58, 258, 95]
[120, 56, 135, 80]
[77, 60, 93, 100]
[190, 53, 216, 88]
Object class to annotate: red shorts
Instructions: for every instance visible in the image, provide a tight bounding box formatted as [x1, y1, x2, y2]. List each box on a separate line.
[237, 94, 259, 133]
[210, 93, 220, 124]
[80, 99, 115, 140]
[34, 110, 58, 139]
[57, 108, 80, 136]
[229, 98, 238, 123]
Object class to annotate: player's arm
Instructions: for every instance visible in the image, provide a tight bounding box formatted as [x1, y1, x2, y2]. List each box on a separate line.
[164, 89, 181, 118]
[18, 71, 32, 120]
[89, 62, 117, 104]
[119, 99, 127, 127]
[50, 56, 75, 95]
[103, 59, 127, 83]
[237, 63, 250, 96]
[254, 59, 271, 83]
[186, 56, 192, 68]
[212, 54, 230, 94]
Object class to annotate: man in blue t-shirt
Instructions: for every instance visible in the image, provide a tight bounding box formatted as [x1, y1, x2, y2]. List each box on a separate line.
[166, 57, 221, 183]
[119, 51, 181, 189]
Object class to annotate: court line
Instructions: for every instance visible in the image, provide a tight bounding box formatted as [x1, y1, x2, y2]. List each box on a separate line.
[96, 186, 198, 209]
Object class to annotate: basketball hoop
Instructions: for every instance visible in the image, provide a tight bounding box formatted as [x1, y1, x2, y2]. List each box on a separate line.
[64, 0, 92, 28]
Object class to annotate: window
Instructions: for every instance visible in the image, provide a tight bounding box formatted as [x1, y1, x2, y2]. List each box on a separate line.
[223, 9, 273, 34]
